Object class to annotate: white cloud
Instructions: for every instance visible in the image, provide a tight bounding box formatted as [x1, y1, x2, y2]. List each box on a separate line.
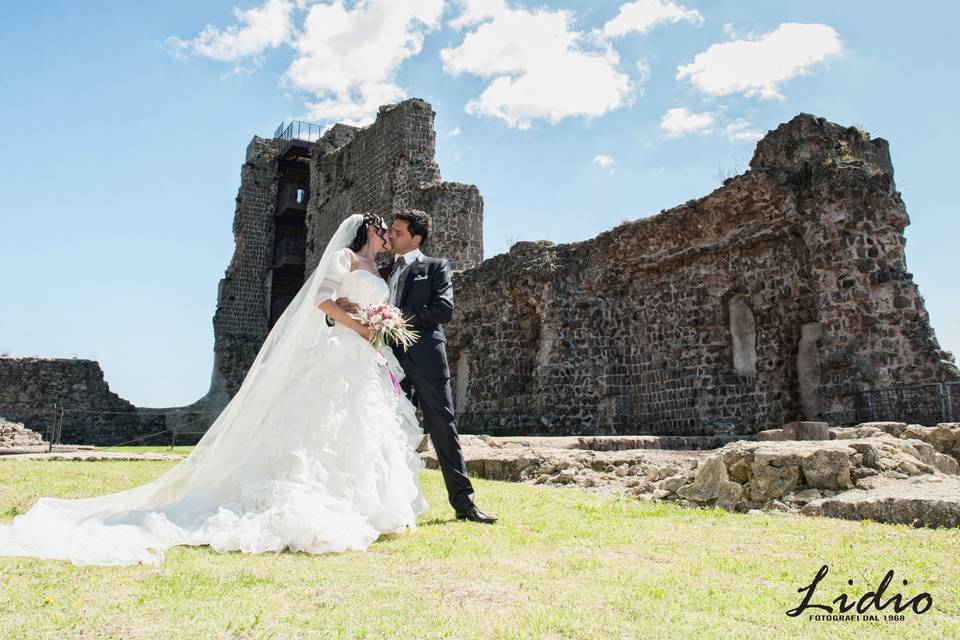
[447, 126, 462, 136]
[676, 22, 843, 99]
[286, 0, 444, 125]
[603, 0, 703, 38]
[218, 63, 260, 81]
[441, 0, 635, 129]
[593, 154, 616, 171]
[447, 0, 503, 29]
[168, 0, 444, 126]
[166, 0, 296, 62]
[658, 111, 765, 143]
[660, 107, 714, 137]
[724, 118, 764, 143]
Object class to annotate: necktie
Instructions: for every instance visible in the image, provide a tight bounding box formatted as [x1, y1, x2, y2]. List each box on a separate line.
[389, 256, 405, 277]
[389, 257, 406, 305]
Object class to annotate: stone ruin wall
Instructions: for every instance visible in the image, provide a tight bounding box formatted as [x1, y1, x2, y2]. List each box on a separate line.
[0, 356, 194, 446]
[444, 114, 959, 438]
[207, 136, 281, 401]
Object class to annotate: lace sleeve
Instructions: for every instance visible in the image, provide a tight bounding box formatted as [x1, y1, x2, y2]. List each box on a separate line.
[314, 247, 354, 305]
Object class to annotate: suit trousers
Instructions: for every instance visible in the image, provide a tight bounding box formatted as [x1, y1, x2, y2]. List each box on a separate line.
[399, 363, 476, 513]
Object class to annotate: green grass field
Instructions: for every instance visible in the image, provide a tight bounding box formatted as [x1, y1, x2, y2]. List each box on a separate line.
[0, 449, 957, 639]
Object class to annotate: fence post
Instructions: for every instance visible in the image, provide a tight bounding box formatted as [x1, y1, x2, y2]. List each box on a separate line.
[48, 403, 56, 453]
[937, 384, 949, 424]
[942, 383, 955, 423]
[55, 406, 63, 446]
[170, 409, 180, 449]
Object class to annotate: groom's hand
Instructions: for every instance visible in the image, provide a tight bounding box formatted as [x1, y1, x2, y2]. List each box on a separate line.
[336, 297, 359, 314]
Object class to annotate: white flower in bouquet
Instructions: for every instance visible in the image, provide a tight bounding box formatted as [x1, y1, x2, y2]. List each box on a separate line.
[349, 302, 419, 351]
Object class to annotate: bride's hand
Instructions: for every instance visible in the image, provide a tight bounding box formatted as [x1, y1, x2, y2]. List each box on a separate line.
[336, 297, 359, 314]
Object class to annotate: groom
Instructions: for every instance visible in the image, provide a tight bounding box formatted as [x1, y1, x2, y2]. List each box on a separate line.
[333, 209, 497, 524]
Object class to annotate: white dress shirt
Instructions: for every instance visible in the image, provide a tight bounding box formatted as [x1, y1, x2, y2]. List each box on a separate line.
[388, 247, 422, 306]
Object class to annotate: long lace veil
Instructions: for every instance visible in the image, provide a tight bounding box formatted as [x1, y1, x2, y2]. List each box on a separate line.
[0, 213, 366, 565]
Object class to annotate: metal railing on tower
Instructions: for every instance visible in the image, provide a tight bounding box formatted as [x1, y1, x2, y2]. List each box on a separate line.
[273, 120, 323, 144]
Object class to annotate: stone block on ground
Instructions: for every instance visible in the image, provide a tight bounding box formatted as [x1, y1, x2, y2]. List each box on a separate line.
[676, 455, 743, 508]
[782, 421, 830, 441]
[415, 433, 960, 529]
[0, 417, 46, 448]
[856, 422, 907, 437]
[801, 476, 960, 528]
[757, 429, 786, 441]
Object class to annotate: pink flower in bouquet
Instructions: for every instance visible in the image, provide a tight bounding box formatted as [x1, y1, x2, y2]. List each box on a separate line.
[349, 302, 419, 352]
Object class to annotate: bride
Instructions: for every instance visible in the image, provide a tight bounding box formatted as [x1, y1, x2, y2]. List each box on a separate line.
[0, 212, 429, 566]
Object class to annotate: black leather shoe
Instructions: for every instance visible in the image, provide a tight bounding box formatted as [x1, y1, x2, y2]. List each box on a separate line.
[455, 506, 497, 524]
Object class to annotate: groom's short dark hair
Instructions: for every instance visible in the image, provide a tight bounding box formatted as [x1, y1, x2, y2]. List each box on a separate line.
[394, 209, 430, 246]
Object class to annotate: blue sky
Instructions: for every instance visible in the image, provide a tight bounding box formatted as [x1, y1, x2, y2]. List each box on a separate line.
[0, 1, 956, 407]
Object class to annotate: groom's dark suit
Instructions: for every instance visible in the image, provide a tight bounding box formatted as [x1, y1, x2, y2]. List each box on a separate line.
[378, 253, 477, 513]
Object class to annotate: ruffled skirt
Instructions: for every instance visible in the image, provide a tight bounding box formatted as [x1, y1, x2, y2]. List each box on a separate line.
[0, 324, 428, 566]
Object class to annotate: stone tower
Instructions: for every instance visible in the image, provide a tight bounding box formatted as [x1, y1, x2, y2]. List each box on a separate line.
[201, 98, 484, 402]
[303, 99, 482, 273]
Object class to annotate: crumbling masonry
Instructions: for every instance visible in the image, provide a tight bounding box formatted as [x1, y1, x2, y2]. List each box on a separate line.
[445, 116, 958, 436]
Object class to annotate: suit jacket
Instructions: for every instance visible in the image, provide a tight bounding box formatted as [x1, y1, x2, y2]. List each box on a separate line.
[379, 253, 453, 379]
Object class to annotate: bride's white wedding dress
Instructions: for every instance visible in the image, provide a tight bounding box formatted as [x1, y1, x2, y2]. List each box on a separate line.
[0, 215, 428, 566]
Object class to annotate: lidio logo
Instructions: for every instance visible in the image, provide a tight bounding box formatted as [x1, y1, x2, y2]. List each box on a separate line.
[786, 564, 933, 621]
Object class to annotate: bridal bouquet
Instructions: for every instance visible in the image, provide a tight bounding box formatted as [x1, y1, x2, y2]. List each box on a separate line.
[349, 302, 419, 351]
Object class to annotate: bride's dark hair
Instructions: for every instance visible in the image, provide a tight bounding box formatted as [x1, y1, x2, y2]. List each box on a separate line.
[347, 212, 387, 252]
